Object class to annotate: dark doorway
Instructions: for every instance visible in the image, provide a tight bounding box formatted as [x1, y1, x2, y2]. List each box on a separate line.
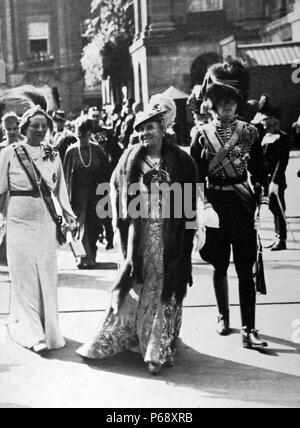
[191, 52, 220, 87]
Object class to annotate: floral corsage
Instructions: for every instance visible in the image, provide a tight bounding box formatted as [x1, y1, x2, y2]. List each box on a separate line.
[42, 143, 58, 162]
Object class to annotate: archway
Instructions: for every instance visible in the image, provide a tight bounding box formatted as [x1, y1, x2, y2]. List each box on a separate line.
[191, 52, 220, 87]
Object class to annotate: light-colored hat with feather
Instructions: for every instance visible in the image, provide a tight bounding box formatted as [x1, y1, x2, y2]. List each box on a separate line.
[134, 94, 177, 132]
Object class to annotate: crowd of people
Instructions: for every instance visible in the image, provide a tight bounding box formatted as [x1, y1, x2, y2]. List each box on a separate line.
[0, 57, 296, 375]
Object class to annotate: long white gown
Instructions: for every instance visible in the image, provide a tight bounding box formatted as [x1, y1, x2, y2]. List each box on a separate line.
[0, 142, 75, 350]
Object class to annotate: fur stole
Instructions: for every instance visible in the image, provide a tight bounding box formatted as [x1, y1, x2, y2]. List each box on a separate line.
[111, 141, 198, 305]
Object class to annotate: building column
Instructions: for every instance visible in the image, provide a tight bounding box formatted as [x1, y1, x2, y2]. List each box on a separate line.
[4, 0, 15, 75]
[133, 0, 141, 40]
[147, 0, 175, 35]
[57, 0, 68, 66]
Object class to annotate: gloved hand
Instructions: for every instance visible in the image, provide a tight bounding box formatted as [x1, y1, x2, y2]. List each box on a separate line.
[193, 225, 206, 253]
[64, 213, 77, 232]
[111, 289, 121, 315]
[204, 203, 220, 229]
[0, 213, 4, 228]
[269, 182, 279, 197]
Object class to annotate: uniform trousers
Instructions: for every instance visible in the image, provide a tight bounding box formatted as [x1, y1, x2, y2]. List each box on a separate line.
[201, 190, 257, 330]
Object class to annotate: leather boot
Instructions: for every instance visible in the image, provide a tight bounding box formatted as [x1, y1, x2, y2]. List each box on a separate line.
[213, 271, 230, 335]
[242, 328, 268, 349]
[217, 315, 230, 336]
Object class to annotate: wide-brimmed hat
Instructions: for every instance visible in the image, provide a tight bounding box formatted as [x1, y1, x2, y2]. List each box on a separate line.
[260, 106, 282, 121]
[134, 106, 168, 132]
[134, 94, 176, 132]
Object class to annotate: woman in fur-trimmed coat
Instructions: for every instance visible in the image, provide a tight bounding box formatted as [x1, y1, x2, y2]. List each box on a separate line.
[77, 95, 204, 375]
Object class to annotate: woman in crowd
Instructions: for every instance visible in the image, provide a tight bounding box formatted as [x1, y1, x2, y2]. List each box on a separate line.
[64, 117, 112, 269]
[0, 112, 25, 149]
[191, 59, 269, 349]
[0, 104, 76, 353]
[0, 112, 25, 265]
[77, 95, 205, 375]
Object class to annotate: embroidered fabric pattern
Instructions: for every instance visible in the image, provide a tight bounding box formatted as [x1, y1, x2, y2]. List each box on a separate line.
[207, 121, 256, 180]
[76, 167, 182, 365]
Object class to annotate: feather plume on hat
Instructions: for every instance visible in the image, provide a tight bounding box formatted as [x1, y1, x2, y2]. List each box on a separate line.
[134, 94, 177, 132]
[0, 85, 48, 112]
[0, 85, 53, 135]
[148, 94, 177, 131]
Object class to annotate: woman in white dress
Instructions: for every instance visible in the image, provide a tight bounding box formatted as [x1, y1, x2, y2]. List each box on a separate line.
[0, 105, 76, 353]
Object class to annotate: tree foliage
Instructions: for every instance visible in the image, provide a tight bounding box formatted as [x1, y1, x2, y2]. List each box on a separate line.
[82, 0, 134, 88]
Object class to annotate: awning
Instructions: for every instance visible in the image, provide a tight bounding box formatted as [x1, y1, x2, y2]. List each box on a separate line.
[238, 42, 300, 67]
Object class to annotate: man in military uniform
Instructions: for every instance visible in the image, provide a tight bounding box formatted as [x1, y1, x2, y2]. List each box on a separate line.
[191, 59, 268, 349]
[52, 110, 77, 162]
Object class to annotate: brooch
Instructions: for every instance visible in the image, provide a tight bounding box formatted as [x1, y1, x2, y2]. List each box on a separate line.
[52, 173, 58, 184]
[42, 144, 58, 162]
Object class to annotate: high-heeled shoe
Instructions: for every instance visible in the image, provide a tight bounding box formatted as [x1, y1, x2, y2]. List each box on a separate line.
[147, 362, 162, 376]
[33, 340, 48, 353]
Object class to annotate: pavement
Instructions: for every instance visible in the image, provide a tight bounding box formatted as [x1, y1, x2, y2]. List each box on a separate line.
[0, 151, 300, 409]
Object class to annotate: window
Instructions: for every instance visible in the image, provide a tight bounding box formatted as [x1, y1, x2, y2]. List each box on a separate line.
[188, 0, 224, 13]
[28, 22, 50, 60]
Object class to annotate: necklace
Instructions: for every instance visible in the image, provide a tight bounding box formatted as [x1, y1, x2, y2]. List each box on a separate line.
[78, 144, 92, 168]
[146, 155, 162, 169]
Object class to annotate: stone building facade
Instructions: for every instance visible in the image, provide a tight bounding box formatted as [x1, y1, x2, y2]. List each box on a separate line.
[0, 0, 95, 114]
[130, 0, 300, 131]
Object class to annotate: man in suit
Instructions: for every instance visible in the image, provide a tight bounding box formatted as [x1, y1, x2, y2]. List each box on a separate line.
[260, 106, 291, 251]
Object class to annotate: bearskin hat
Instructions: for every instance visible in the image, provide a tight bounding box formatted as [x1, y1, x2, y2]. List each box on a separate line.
[201, 58, 250, 108]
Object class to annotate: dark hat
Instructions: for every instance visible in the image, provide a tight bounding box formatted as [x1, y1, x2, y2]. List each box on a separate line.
[201, 58, 250, 106]
[53, 110, 66, 122]
[113, 104, 122, 115]
[260, 105, 282, 121]
[76, 116, 94, 135]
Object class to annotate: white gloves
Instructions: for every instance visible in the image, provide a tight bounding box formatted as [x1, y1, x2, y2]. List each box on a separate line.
[204, 203, 220, 229]
[0, 213, 4, 228]
[269, 182, 279, 197]
[193, 200, 219, 253]
[194, 225, 206, 252]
